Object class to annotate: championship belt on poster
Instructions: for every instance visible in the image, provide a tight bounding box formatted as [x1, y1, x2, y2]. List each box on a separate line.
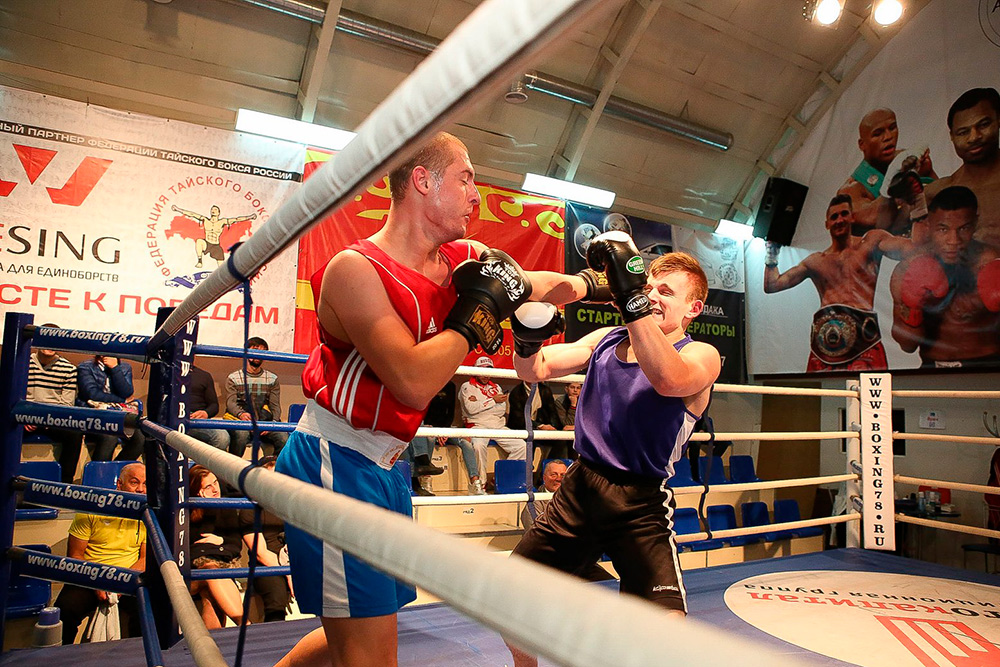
[810, 305, 881, 365]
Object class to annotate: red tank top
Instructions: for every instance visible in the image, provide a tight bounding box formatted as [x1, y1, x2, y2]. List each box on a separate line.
[302, 238, 477, 444]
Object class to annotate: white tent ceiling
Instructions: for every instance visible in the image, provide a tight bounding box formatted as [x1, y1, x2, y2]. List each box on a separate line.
[0, 0, 931, 230]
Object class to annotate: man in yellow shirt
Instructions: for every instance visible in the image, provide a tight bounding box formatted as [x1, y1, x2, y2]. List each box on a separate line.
[53, 463, 146, 644]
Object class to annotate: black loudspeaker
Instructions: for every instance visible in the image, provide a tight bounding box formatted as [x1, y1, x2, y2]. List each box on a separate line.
[753, 177, 809, 246]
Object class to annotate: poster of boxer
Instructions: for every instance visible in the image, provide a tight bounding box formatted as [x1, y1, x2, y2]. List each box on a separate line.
[565, 203, 746, 383]
[747, 0, 1000, 374]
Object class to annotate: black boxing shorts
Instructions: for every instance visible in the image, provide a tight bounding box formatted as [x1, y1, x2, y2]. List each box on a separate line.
[810, 304, 882, 366]
[513, 459, 686, 612]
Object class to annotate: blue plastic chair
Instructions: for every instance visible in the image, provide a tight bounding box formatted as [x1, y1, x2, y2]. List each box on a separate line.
[740, 501, 773, 540]
[707, 504, 760, 546]
[698, 456, 730, 485]
[6, 545, 52, 619]
[494, 459, 528, 494]
[82, 460, 132, 490]
[287, 403, 305, 424]
[669, 458, 698, 487]
[729, 455, 761, 483]
[773, 498, 823, 538]
[15, 462, 61, 520]
[673, 507, 718, 552]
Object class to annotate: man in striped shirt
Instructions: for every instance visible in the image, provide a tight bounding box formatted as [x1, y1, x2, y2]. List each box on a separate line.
[25, 323, 83, 483]
[225, 336, 287, 456]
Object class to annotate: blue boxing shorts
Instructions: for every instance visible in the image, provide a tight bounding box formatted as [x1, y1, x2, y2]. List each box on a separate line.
[275, 429, 416, 618]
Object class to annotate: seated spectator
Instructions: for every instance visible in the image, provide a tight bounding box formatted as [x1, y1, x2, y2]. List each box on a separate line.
[225, 337, 287, 457]
[186, 358, 230, 452]
[409, 382, 484, 495]
[459, 357, 526, 490]
[239, 456, 293, 622]
[518, 460, 610, 582]
[507, 380, 570, 465]
[189, 465, 246, 629]
[403, 436, 444, 496]
[54, 463, 146, 643]
[77, 355, 144, 462]
[555, 381, 582, 432]
[25, 324, 83, 483]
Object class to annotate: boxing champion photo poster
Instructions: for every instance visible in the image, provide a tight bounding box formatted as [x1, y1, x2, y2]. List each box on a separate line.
[747, 0, 1000, 376]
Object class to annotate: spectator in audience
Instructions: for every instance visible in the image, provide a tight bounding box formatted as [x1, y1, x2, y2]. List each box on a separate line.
[189, 465, 246, 629]
[25, 324, 83, 483]
[555, 381, 582, 432]
[410, 382, 486, 495]
[77, 355, 144, 462]
[54, 462, 146, 643]
[459, 357, 526, 490]
[518, 460, 610, 582]
[239, 456, 293, 622]
[186, 358, 230, 451]
[507, 380, 569, 466]
[225, 337, 288, 457]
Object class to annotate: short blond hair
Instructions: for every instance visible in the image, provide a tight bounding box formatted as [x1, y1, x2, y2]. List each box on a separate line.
[648, 252, 708, 303]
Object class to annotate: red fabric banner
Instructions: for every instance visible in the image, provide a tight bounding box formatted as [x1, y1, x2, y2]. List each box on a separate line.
[294, 150, 566, 369]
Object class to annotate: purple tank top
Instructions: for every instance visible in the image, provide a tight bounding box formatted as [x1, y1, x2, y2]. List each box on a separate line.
[575, 327, 700, 479]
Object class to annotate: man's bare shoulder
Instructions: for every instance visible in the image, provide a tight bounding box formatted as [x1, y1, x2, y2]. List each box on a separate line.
[925, 174, 954, 199]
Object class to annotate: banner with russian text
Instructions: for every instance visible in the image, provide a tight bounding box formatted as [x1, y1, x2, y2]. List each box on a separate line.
[0, 86, 302, 350]
[294, 149, 565, 368]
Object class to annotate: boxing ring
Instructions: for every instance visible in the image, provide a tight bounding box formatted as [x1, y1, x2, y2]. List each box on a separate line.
[3, 0, 1000, 664]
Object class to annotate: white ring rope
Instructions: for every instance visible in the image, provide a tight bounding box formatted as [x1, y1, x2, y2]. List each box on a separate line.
[157, 559, 228, 667]
[418, 426, 859, 442]
[892, 389, 1000, 399]
[713, 383, 859, 398]
[893, 432, 1000, 446]
[675, 514, 861, 544]
[895, 514, 1000, 541]
[412, 492, 552, 507]
[149, 0, 611, 347]
[670, 473, 858, 496]
[161, 427, 811, 667]
[894, 474, 1000, 496]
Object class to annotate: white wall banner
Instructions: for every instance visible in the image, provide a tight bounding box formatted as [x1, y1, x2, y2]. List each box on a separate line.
[0, 86, 303, 351]
[747, 0, 1000, 374]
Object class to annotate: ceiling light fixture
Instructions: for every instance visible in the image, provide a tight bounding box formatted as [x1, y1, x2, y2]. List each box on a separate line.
[872, 0, 904, 26]
[715, 219, 755, 241]
[803, 0, 843, 26]
[522, 173, 616, 208]
[235, 109, 356, 150]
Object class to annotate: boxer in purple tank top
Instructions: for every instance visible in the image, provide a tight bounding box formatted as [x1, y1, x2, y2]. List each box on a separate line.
[504, 243, 721, 667]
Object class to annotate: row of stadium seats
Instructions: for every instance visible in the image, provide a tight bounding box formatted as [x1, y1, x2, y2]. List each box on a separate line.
[674, 499, 823, 552]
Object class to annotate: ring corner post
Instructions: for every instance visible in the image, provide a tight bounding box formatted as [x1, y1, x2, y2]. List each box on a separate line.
[0, 312, 34, 644]
[845, 377, 862, 549]
[144, 306, 198, 649]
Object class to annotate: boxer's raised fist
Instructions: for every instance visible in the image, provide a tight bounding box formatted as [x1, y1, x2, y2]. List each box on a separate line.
[586, 231, 651, 323]
[899, 255, 949, 326]
[446, 250, 532, 353]
[511, 302, 564, 358]
[977, 259, 1000, 312]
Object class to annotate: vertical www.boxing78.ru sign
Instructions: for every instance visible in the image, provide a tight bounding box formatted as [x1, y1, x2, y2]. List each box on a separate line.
[860, 373, 895, 550]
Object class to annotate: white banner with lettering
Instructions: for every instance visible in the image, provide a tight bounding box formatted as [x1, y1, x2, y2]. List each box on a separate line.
[0, 86, 302, 350]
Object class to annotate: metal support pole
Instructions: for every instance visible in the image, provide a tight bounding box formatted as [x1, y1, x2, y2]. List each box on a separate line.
[0, 312, 35, 642]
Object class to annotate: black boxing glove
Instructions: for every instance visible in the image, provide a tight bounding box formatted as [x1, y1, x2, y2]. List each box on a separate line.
[511, 302, 565, 357]
[446, 249, 532, 354]
[586, 231, 652, 323]
[576, 268, 613, 303]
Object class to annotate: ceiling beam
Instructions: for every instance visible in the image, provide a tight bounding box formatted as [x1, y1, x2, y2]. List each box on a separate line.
[297, 0, 342, 122]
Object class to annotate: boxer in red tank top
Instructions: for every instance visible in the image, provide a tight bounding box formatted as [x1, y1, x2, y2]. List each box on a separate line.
[275, 132, 592, 667]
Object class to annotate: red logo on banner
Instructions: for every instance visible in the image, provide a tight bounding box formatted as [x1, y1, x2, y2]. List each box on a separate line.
[1, 144, 112, 206]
